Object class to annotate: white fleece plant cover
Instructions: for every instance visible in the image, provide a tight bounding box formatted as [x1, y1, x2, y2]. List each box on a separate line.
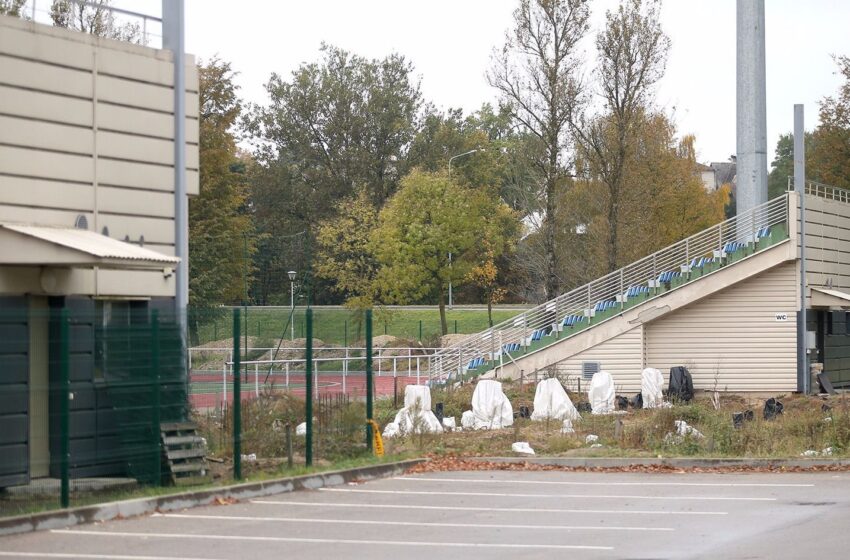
[641, 367, 664, 409]
[588, 370, 615, 414]
[530, 378, 581, 422]
[390, 385, 443, 435]
[470, 380, 514, 429]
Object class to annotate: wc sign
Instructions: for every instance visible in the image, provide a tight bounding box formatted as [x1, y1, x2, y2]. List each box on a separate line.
[775, 313, 789, 322]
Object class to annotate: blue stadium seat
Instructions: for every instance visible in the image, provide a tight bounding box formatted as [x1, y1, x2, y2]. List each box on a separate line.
[657, 270, 681, 283]
[561, 314, 585, 327]
[502, 342, 521, 353]
[594, 299, 617, 312]
[625, 285, 650, 298]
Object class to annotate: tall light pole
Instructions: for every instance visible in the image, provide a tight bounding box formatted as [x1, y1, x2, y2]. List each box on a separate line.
[448, 252, 453, 310]
[448, 148, 485, 177]
[288, 270, 297, 340]
[446, 149, 484, 311]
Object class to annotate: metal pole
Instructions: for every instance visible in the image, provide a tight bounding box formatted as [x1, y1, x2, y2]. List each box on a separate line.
[736, 0, 768, 216]
[290, 279, 295, 340]
[448, 252, 453, 309]
[366, 309, 374, 452]
[162, 0, 188, 331]
[232, 309, 242, 480]
[305, 308, 313, 466]
[59, 308, 70, 509]
[254, 363, 259, 397]
[795, 104, 809, 394]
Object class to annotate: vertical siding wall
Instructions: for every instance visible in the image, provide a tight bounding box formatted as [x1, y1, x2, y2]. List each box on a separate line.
[645, 262, 798, 392]
[0, 16, 198, 297]
[554, 327, 644, 392]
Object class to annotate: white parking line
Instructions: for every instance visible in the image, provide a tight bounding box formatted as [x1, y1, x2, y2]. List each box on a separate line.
[50, 530, 613, 551]
[162, 513, 674, 532]
[396, 476, 815, 488]
[252, 499, 729, 515]
[320, 487, 776, 502]
[0, 553, 216, 560]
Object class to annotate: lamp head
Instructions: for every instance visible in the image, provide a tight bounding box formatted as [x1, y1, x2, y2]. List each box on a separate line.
[288, 270, 297, 281]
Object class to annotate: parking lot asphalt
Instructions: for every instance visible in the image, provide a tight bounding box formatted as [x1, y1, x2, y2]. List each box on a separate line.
[2, 469, 850, 559]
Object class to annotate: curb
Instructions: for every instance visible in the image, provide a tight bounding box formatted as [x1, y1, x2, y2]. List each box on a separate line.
[0, 458, 424, 538]
[469, 456, 850, 469]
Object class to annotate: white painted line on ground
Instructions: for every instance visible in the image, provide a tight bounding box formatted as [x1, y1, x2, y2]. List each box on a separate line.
[251, 499, 728, 515]
[320, 487, 776, 501]
[50, 529, 613, 551]
[0, 553, 216, 560]
[396, 476, 815, 488]
[163, 512, 674, 532]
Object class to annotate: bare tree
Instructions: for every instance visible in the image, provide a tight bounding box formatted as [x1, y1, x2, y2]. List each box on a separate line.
[488, 0, 590, 300]
[571, 0, 670, 272]
[0, 0, 26, 16]
[50, 0, 144, 44]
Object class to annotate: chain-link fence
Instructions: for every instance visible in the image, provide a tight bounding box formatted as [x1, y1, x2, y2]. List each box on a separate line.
[0, 305, 387, 519]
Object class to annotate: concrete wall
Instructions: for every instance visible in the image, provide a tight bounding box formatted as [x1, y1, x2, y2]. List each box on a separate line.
[801, 193, 850, 300]
[0, 15, 198, 298]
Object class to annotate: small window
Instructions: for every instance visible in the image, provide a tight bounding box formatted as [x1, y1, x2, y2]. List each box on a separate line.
[845, 312, 850, 336]
[827, 312, 835, 336]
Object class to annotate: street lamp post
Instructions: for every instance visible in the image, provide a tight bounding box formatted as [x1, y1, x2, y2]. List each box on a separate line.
[448, 252, 453, 310]
[448, 148, 485, 177]
[288, 270, 297, 340]
[446, 149, 484, 312]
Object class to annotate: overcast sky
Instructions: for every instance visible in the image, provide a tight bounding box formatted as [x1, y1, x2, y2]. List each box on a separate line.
[118, 0, 850, 164]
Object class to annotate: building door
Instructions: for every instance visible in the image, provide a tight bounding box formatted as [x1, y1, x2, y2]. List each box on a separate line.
[29, 296, 50, 478]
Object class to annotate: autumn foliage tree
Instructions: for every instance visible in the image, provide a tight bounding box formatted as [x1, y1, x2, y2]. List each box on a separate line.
[189, 59, 254, 310]
[314, 188, 380, 310]
[372, 170, 518, 334]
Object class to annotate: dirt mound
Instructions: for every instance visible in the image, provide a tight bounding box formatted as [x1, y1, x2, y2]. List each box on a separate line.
[440, 334, 472, 347]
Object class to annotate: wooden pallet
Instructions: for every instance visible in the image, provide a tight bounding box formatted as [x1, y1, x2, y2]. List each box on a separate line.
[160, 421, 208, 485]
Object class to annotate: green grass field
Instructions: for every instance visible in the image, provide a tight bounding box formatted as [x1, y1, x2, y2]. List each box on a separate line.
[193, 307, 528, 347]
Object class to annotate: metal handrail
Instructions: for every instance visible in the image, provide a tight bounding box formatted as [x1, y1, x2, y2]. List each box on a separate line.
[431, 193, 791, 384]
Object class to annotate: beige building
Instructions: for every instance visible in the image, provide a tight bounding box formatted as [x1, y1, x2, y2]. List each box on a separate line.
[0, 14, 198, 487]
[0, 14, 198, 300]
[442, 187, 850, 395]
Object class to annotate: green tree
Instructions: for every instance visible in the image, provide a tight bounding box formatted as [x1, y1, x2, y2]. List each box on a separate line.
[314, 188, 380, 308]
[488, 0, 590, 300]
[189, 58, 254, 310]
[372, 170, 517, 334]
[246, 44, 422, 304]
[810, 55, 850, 190]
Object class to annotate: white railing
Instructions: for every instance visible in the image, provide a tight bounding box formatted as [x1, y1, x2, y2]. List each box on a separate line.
[804, 180, 850, 203]
[21, 0, 163, 48]
[431, 193, 792, 384]
[201, 347, 443, 401]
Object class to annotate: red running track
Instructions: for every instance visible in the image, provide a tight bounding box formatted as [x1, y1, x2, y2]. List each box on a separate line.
[190, 372, 428, 409]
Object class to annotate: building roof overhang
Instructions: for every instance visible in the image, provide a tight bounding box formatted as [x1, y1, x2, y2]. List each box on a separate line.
[0, 223, 179, 270]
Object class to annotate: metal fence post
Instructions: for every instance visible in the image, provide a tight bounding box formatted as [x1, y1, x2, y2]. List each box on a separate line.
[232, 309, 242, 480]
[59, 308, 70, 509]
[366, 309, 374, 452]
[150, 310, 161, 487]
[305, 308, 313, 466]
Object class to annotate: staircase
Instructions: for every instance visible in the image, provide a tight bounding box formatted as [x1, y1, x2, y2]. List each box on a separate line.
[431, 194, 792, 385]
[160, 421, 208, 484]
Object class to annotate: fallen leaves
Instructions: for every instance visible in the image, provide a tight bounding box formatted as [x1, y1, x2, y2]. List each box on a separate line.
[405, 454, 850, 475]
